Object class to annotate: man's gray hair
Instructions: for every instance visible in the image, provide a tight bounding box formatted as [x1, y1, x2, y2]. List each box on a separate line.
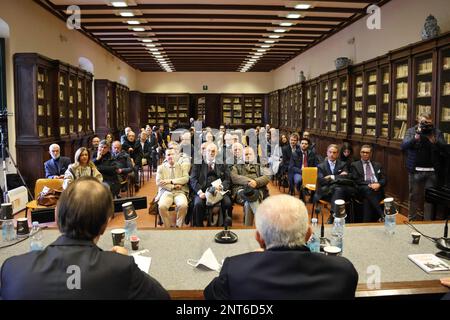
[255, 195, 309, 249]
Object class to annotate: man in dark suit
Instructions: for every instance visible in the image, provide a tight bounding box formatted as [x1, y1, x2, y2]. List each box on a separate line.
[0, 176, 170, 300]
[288, 138, 318, 194]
[280, 133, 299, 190]
[315, 144, 354, 222]
[204, 194, 358, 299]
[134, 131, 152, 169]
[93, 140, 120, 198]
[350, 145, 386, 222]
[190, 143, 232, 227]
[44, 143, 71, 179]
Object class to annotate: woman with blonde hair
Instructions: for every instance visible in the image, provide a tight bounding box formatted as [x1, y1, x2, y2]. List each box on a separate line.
[63, 147, 103, 189]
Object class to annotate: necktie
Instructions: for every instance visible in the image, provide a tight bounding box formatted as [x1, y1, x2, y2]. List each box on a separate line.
[330, 161, 335, 173]
[170, 166, 175, 179]
[208, 163, 213, 172]
[365, 161, 374, 182]
[303, 152, 308, 168]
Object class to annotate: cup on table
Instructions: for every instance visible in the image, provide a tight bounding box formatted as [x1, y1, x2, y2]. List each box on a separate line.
[324, 246, 341, 256]
[130, 235, 140, 251]
[111, 228, 126, 247]
[16, 218, 30, 237]
[411, 232, 421, 245]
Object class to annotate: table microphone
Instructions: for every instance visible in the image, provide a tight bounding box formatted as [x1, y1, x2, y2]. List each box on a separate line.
[315, 203, 330, 250]
[215, 217, 238, 244]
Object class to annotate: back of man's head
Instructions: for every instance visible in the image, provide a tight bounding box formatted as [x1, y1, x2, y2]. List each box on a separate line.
[57, 177, 113, 241]
[255, 195, 309, 249]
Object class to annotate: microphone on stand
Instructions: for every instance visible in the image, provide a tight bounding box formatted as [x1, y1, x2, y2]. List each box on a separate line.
[315, 203, 330, 251]
[215, 216, 238, 244]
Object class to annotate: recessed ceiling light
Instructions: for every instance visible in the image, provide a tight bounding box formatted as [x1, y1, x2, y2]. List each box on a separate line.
[132, 27, 145, 32]
[151, 52, 161, 55]
[254, 53, 263, 56]
[127, 20, 140, 25]
[280, 22, 293, 27]
[141, 39, 152, 43]
[111, 1, 128, 7]
[264, 40, 275, 43]
[149, 48, 159, 52]
[145, 44, 155, 47]
[120, 12, 134, 17]
[261, 45, 271, 48]
[287, 13, 301, 19]
[295, 4, 312, 10]
[256, 49, 267, 52]
[274, 29, 286, 33]
[269, 35, 281, 38]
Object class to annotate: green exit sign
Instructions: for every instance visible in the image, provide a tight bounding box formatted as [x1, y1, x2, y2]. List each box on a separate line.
[203, 85, 208, 91]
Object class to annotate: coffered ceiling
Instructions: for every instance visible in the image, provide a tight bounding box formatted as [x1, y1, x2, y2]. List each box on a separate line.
[36, 0, 389, 72]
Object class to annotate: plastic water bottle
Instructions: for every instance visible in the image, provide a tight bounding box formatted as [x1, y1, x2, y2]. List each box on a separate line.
[384, 197, 397, 235]
[124, 219, 137, 241]
[308, 218, 321, 253]
[385, 214, 396, 235]
[2, 219, 16, 242]
[30, 221, 44, 251]
[331, 217, 345, 253]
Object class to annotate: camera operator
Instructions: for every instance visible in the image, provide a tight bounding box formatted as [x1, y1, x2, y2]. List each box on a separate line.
[401, 112, 446, 221]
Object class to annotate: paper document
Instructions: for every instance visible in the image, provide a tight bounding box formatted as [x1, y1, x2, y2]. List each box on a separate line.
[132, 250, 152, 273]
[408, 254, 450, 273]
[211, 178, 229, 196]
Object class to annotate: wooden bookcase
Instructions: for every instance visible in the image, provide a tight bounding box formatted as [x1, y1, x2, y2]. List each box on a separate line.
[14, 53, 93, 189]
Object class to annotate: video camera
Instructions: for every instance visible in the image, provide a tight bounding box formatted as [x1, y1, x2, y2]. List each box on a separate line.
[417, 121, 434, 135]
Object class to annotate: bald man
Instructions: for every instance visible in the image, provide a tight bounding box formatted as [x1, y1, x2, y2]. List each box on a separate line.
[204, 195, 358, 300]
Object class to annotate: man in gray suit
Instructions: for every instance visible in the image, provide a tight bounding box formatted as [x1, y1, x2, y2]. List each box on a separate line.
[0, 177, 170, 300]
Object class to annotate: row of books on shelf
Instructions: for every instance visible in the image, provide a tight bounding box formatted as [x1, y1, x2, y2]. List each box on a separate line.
[381, 127, 389, 137]
[368, 84, 377, 96]
[417, 59, 433, 75]
[417, 105, 432, 117]
[396, 82, 408, 99]
[368, 74, 377, 83]
[396, 65, 408, 79]
[356, 76, 363, 85]
[395, 101, 408, 120]
[417, 81, 432, 97]
[443, 82, 450, 96]
[223, 98, 241, 104]
[383, 73, 390, 84]
[444, 57, 450, 70]
[393, 121, 407, 139]
[444, 133, 450, 144]
[442, 107, 450, 121]
[366, 128, 376, 136]
[383, 93, 390, 104]
[368, 105, 377, 113]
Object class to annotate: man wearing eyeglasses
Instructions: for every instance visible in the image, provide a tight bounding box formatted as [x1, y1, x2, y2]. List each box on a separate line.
[350, 145, 386, 222]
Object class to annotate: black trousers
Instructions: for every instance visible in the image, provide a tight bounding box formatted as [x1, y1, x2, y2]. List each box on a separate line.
[192, 194, 232, 227]
[357, 185, 384, 222]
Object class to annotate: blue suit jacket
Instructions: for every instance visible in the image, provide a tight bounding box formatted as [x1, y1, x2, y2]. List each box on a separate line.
[44, 156, 71, 178]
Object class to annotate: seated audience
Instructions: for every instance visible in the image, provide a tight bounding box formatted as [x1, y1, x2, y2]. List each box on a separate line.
[288, 137, 318, 195]
[122, 131, 138, 161]
[120, 126, 132, 144]
[302, 131, 317, 154]
[350, 145, 386, 222]
[93, 140, 120, 198]
[0, 176, 170, 300]
[316, 144, 355, 223]
[204, 194, 358, 300]
[231, 147, 270, 226]
[44, 143, 71, 179]
[63, 147, 102, 189]
[105, 133, 114, 146]
[280, 133, 299, 178]
[134, 131, 152, 169]
[339, 142, 357, 167]
[231, 142, 244, 165]
[111, 140, 139, 193]
[90, 135, 100, 161]
[156, 149, 189, 227]
[190, 143, 232, 227]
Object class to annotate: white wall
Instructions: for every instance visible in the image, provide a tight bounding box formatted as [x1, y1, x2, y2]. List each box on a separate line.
[136, 71, 273, 93]
[273, 0, 450, 90]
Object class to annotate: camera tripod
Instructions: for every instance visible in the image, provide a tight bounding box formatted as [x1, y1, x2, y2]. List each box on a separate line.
[0, 119, 34, 203]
